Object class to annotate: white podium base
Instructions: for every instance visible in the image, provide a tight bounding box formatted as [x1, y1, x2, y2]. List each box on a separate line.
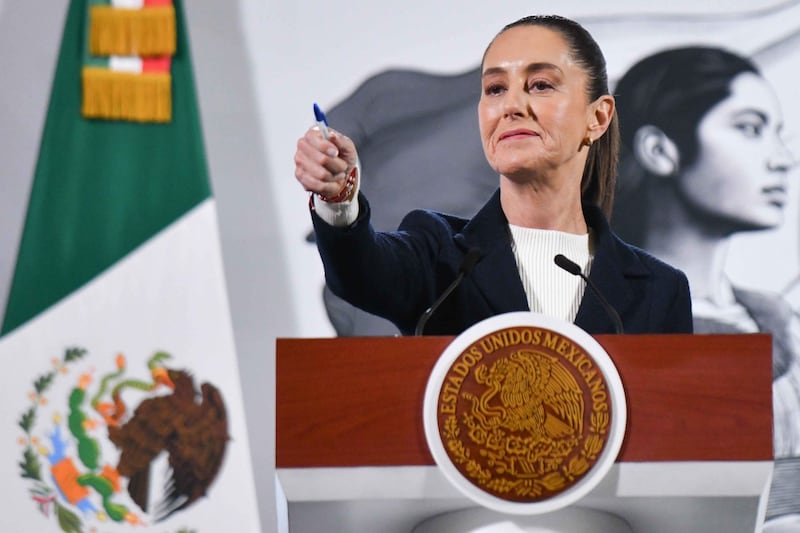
[277, 461, 773, 533]
[412, 506, 632, 533]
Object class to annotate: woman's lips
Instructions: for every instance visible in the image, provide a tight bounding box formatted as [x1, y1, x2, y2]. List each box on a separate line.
[763, 185, 787, 207]
[499, 128, 539, 141]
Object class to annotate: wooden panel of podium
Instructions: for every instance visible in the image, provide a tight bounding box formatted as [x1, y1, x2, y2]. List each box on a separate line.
[276, 334, 773, 532]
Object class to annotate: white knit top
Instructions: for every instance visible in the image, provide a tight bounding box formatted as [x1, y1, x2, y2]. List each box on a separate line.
[508, 224, 593, 323]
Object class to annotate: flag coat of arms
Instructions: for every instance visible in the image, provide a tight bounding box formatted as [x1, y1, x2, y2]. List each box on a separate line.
[0, 1, 262, 531]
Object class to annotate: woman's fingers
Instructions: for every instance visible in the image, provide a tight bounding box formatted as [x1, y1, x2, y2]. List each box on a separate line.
[294, 127, 354, 196]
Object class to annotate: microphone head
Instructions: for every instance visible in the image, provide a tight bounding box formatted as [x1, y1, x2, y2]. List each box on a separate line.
[554, 254, 582, 276]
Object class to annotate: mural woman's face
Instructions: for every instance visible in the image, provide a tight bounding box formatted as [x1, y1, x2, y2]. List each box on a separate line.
[677, 72, 794, 232]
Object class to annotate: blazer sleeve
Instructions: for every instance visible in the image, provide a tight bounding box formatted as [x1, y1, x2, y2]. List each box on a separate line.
[311, 193, 461, 329]
[663, 270, 694, 333]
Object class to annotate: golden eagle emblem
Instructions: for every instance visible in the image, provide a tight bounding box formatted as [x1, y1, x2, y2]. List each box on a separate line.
[469, 349, 583, 449]
[436, 327, 612, 502]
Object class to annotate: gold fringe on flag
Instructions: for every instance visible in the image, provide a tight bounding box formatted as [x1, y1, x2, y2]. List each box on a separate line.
[82, 67, 172, 123]
[89, 5, 176, 57]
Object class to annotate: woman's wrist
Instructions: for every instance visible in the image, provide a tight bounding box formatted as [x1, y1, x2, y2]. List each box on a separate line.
[309, 161, 361, 227]
[318, 166, 358, 204]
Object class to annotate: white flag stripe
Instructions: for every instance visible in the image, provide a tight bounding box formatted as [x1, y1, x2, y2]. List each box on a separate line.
[109, 55, 143, 73]
[112, 0, 145, 8]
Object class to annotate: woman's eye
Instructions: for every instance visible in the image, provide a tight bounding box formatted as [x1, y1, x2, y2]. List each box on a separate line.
[485, 84, 505, 96]
[529, 80, 554, 92]
[735, 122, 764, 138]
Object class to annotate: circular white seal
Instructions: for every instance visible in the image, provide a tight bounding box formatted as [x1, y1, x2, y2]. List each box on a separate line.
[423, 312, 627, 515]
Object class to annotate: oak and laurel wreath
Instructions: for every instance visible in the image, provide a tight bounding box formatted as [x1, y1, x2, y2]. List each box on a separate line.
[16, 346, 195, 533]
[441, 406, 610, 499]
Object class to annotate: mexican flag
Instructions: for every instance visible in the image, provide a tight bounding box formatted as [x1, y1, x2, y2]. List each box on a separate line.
[0, 1, 262, 532]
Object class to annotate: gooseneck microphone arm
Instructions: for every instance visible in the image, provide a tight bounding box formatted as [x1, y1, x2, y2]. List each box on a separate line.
[414, 248, 482, 336]
[554, 254, 624, 334]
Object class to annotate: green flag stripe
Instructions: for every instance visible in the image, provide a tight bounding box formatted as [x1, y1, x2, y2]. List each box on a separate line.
[2, 0, 210, 335]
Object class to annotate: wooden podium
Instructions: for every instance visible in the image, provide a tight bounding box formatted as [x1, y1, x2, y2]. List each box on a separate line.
[275, 334, 773, 533]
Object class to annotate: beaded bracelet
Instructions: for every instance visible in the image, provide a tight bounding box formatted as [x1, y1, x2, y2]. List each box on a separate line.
[318, 166, 358, 203]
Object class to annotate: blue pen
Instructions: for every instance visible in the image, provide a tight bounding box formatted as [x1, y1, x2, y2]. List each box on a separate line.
[313, 103, 330, 140]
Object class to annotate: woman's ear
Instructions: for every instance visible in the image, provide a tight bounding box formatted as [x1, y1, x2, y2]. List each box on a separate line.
[633, 125, 679, 176]
[588, 95, 615, 139]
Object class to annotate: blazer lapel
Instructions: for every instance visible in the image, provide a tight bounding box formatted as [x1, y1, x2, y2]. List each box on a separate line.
[575, 205, 642, 333]
[454, 190, 529, 314]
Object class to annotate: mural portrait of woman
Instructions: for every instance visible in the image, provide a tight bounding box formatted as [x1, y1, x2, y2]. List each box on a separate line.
[611, 45, 799, 529]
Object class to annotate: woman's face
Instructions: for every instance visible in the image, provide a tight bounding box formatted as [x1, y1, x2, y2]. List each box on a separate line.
[478, 25, 596, 182]
[678, 72, 794, 231]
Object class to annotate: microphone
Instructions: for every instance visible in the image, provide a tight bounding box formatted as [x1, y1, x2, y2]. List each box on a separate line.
[554, 254, 624, 334]
[415, 247, 482, 336]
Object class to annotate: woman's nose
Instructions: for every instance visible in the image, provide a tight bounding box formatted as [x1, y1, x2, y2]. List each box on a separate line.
[768, 137, 796, 172]
[503, 87, 529, 118]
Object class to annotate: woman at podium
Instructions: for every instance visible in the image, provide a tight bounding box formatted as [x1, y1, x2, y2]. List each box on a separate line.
[293, 14, 693, 337]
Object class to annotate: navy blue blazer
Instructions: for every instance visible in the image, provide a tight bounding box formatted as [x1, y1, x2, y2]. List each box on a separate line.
[312, 189, 693, 336]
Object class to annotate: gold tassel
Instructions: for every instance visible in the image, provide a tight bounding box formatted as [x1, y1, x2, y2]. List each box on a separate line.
[82, 67, 172, 123]
[89, 5, 176, 57]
